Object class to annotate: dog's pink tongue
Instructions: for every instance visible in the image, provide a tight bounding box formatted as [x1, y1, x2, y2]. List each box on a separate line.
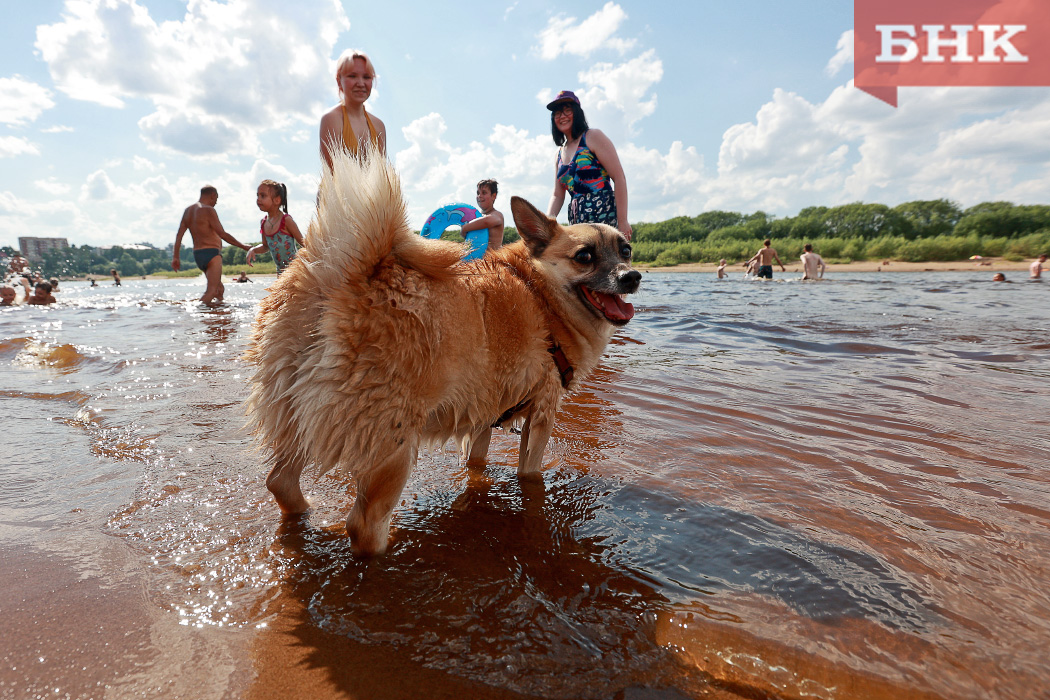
[594, 291, 635, 321]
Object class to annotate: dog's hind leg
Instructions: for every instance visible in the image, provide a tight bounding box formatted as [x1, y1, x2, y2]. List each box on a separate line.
[463, 425, 492, 467]
[517, 407, 554, 478]
[266, 453, 310, 515]
[346, 445, 417, 556]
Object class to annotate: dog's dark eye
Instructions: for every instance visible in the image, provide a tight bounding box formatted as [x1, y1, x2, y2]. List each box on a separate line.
[621, 244, 632, 260]
[573, 249, 594, 264]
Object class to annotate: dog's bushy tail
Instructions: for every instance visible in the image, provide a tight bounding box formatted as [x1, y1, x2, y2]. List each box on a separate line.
[245, 145, 466, 476]
[309, 143, 466, 286]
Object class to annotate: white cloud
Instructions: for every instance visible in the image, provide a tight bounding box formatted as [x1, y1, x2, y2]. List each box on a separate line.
[35, 177, 71, 195]
[83, 169, 115, 200]
[576, 49, 662, 137]
[131, 155, 161, 171]
[36, 200, 79, 229]
[535, 2, 636, 60]
[0, 191, 78, 236]
[825, 30, 853, 77]
[620, 141, 705, 222]
[696, 81, 1050, 215]
[138, 109, 252, 157]
[35, 0, 349, 157]
[0, 191, 29, 216]
[391, 113, 709, 231]
[718, 89, 840, 175]
[395, 114, 553, 226]
[0, 77, 55, 125]
[218, 158, 319, 229]
[935, 108, 1050, 164]
[4, 161, 312, 248]
[0, 136, 40, 158]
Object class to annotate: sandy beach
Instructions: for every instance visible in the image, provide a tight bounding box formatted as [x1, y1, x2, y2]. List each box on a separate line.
[638, 257, 1036, 274]
[59, 258, 1037, 284]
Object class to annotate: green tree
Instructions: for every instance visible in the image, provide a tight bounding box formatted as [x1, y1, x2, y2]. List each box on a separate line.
[221, 246, 247, 265]
[892, 199, 961, 239]
[819, 202, 898, 239]
[117, 252, 145, 276]
[706, 225, 754, 243]
[956, 203, 1050, 239]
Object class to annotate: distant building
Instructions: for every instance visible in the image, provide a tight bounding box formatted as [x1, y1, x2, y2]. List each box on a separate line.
[98, 243, 156, 253]
[19, 236, 69, 261]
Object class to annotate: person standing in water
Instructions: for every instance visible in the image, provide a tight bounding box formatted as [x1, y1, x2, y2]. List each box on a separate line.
[319, 49, 387, 169]
[1030, 254, 1046, 279]
[460, 178, 505, 254]
[746, 239, 785, 279]
[246, 180, 305, 274]
[173, 186, 252, 307]
[545, 90, 632, 239]
[800, 244, 826, 280]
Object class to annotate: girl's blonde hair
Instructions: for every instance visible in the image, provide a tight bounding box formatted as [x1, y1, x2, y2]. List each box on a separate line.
[334, 49, 377, 85]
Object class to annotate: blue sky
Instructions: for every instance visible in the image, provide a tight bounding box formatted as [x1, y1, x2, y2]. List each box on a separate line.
[2, 0, 1049, 249]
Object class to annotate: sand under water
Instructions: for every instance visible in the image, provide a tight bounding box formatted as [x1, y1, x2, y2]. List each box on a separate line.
[1, 271, 1048, 699]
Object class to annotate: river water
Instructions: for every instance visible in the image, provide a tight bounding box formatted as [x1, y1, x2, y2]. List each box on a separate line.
[1, 271, 1048, 700]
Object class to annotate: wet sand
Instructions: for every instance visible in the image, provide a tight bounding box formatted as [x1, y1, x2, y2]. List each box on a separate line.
[639, 257, 1036, 273]
[60, 257, 1040, 284]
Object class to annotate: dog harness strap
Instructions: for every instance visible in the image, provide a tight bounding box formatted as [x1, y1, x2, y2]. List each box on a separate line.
[548, 343, 573, 388]
[492, 398, 531, 428]
[491, 340, 572, 428]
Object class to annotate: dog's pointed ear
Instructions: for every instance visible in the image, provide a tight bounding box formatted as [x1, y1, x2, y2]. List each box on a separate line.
[511, 196, 557, 257]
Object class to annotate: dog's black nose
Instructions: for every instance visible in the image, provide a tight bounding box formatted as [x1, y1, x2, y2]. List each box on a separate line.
[619, 269, 642, 293]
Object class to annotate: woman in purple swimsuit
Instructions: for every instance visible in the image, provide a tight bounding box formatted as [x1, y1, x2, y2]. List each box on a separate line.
[545, 90, 632, 240]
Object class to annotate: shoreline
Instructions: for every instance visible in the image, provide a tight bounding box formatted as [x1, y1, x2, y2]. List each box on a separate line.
[35, 258, 1042, 282]
[637, 257, 1036, 274]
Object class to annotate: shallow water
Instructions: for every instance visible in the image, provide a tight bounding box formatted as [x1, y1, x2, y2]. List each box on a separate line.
[1, 272, 1048, 699]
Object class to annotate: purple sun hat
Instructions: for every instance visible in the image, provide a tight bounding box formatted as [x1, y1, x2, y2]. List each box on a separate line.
[546, 90, 581, 110]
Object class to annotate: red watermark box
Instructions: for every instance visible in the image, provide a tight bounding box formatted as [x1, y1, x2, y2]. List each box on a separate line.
[854, 0, 1050, 106]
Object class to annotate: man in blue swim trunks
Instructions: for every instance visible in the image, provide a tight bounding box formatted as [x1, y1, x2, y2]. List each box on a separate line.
[173, 186, 251, 307]
[746, 239, 786, 279]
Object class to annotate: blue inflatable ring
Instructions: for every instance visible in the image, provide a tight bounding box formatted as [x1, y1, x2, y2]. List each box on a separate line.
[420, 203, 487, 261]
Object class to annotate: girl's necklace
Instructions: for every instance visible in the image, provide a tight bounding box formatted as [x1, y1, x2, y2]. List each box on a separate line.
[265, 214, 282, 233]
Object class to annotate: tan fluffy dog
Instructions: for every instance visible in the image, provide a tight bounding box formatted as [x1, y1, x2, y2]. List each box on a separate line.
[244, 147, 640, 555]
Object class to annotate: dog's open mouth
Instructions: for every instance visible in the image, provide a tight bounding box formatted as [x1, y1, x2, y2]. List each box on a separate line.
[580, 285, 635, 324]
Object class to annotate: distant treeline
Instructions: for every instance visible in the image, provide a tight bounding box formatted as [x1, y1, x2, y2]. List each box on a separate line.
[14, 200, 1050, 277]
[9, 242, 271, 278]
[629, 200, 1050, 266]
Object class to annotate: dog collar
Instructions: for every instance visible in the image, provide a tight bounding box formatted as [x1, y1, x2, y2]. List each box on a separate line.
[488, 262, 577, 429]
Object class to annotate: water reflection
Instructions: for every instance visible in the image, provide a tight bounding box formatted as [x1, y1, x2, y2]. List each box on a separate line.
[260, 468, 694, 698]
[198, 306, 237, 345]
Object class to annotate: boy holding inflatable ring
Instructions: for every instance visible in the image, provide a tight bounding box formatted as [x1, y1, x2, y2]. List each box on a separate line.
[460, 178, 505, 254]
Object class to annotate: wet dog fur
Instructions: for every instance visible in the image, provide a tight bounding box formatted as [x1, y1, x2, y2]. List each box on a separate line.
[244, 146, 640, 555]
